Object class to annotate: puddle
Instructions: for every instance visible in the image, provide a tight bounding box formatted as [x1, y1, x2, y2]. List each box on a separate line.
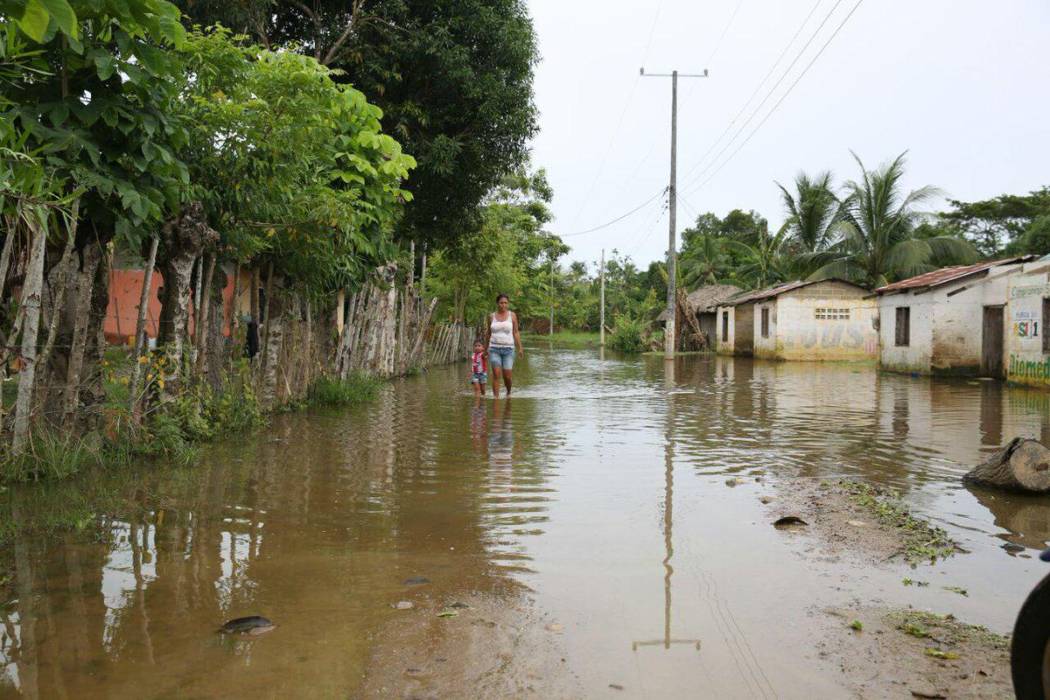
[1, 349, 1048, 697]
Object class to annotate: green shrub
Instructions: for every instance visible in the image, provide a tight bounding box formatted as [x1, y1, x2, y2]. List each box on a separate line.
[308, 373, 381, 407]
[609, 315, 648, 354]
[1, 431, 92, 483]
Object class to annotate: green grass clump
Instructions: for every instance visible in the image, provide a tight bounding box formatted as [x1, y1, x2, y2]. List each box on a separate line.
[1, 431, 92, 483]
[888, 611, 1009, 652]
[307, 373, 381, 407]
[839, 480, 957, 565]
[523, 331, 602, 348]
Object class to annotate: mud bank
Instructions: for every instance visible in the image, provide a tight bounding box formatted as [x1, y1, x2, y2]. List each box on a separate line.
[359, 591, 580, 699]
[766, 478, 959, 566]
[819, 607, 1011, 699]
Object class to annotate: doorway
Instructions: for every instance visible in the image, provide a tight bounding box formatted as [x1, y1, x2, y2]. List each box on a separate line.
[981, 305, 1004, 378]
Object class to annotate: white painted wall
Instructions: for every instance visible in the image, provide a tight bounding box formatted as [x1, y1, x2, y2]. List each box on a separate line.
[877, 264, 1025, 376]
[1006, 260, 1050, 388]
[772, 283, 878, 361]
[715, 306, 735, 355]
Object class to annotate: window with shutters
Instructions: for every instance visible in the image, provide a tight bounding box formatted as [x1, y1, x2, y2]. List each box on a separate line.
[895, 306, 910, 347]
[761, 307, 770, 338]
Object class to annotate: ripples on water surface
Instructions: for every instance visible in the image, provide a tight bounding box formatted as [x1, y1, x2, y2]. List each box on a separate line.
[2, 348, 1049, 697]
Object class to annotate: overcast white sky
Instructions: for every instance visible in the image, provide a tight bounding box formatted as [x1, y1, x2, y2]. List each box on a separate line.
[527, 0, 1050, 271]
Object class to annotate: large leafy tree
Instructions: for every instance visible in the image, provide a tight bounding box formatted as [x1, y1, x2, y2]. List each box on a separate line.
[810, 153, 977, 287]
[939, 187, 1050, 257]
[426, 168, 565, 325]
[176, 0, 539, 252]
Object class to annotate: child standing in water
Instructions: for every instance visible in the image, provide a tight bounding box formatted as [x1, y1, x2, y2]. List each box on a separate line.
[470, 339, 488, 398]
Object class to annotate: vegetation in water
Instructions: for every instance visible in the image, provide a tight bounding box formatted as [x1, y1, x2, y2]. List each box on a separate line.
[839, 480, 957, 565]
[307, 374, 382, 407]
[889, 610, 1009, 652]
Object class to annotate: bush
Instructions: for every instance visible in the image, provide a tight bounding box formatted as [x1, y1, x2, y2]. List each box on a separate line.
[307, 373, 382, 407]
[609, 315, 648, 354]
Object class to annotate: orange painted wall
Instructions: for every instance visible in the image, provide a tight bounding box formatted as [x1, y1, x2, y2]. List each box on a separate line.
[104, 267, 252, 345]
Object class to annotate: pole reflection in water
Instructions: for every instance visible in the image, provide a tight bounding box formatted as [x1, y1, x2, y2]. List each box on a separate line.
[634, 359, 700, 652]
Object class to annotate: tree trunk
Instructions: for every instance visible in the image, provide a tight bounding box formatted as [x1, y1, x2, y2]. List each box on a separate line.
[50, 241, 101, 425]
[128, 235, 160, 414]
[250, 267, 260, 323]
[73, 241, 112, 431]
[206, 275, 225, 391]
[11, 209, 48, 454]
[35, 207, 79, 404]
[260, 278, 285, 408]
[964, 438, 1050, 493]
[230, 263, 241, 337]
[260, 261, 274, 372]
[156, 203, 219, 399]
[194, 253, 216, 375]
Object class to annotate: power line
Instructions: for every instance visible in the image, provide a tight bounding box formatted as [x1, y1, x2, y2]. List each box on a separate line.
[561, 187, 668, 238]
[568, 1, 664, 229]
[706, 0, 746, 66]
[679, 0, 845, 193]
[679, 0, 824, 185]
[682, 0, 864, 199]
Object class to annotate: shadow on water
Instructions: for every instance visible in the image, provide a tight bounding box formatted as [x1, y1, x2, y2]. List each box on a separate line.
[1, 348, 1049, 696]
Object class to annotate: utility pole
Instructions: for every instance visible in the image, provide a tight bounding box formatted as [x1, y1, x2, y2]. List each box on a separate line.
[641, 67, 708, 360]
[549, 256, 554, 338]
[599, 248, 606, 348]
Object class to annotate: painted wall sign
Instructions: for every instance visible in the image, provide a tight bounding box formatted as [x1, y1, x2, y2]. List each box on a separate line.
[1010, 283, 1050, 299]
[1010, 354, 1050, 379]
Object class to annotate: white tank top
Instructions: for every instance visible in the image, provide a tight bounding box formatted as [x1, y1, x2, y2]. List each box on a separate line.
[490, 314, 514, 347]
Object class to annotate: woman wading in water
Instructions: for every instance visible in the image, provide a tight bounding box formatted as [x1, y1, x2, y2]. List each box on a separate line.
[485, 293, 525, 398]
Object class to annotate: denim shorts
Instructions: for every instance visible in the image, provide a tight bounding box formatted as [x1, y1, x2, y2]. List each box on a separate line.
[488, 345, 515, 370]
[471, 371, 487, 384]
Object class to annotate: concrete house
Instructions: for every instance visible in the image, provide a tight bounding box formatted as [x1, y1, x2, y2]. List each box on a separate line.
[1005, 254, 1050, 388]
[874, 257, 1036, 378]
[715, 279, 877, 361]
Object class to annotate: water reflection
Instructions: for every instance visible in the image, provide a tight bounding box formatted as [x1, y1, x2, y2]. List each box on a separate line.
[2, 351, 1049, 696]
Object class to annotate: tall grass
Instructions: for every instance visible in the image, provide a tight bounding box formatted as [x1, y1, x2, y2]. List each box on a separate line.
[2, 430, 92, 483]
[307, 372, 382, 407]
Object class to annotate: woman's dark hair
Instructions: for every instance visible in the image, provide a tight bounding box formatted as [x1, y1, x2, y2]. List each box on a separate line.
[495, 293, 509, 304]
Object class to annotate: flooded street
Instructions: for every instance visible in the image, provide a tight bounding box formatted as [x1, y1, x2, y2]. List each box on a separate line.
[3, 346, 1050, 698]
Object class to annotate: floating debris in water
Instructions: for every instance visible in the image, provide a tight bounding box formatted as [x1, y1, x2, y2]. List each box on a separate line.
[219, 616, 275, 635]
[403, 575, 431, 585]
[1001, 542, 1024, 553]
[392, 601, 414, 610]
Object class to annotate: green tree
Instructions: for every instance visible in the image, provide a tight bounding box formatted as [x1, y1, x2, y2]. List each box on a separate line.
[776, 170, 840, 253]
[811, 152, 977, 287]
[726, 225, 791, 289]
[940, 187, 1050, 257]
[176, 0, 540, 253]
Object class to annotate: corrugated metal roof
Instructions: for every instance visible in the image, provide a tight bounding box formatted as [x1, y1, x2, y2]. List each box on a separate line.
[723, 278, 869, 306]
[874, 256, 1035, 295]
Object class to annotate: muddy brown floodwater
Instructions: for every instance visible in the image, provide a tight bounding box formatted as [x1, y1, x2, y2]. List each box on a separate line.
[3, 348, 1050, 698]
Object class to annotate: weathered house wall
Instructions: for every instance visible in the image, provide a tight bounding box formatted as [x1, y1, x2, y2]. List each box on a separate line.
[1005, 260, 1050, 388]
[699, 312, 718, 348]
[716, 306, 735, 355]
[749, 282, 876, 362]
[878, 269, 1018, 376]
[734, 303, 755, 356]
[774, 284, 878, 361]
[877, 291, 935, 373]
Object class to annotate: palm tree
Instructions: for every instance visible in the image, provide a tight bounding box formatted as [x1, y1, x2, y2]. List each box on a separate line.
[776, 170, 840, 253]
[810, 152, 977, 287]
[680, 233, 728, 286]
[727, 223, 792, 289]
